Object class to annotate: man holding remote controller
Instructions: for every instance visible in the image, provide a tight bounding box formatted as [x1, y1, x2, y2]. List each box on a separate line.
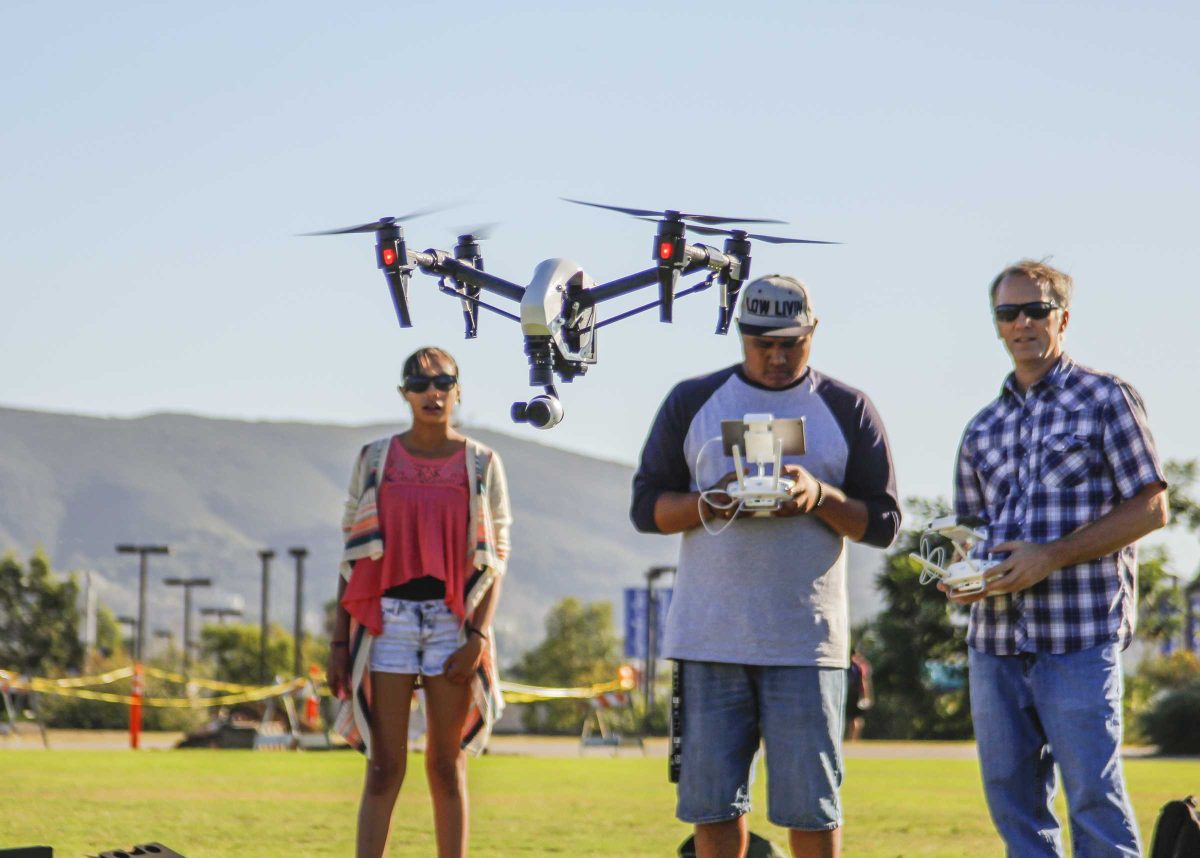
[949, 259, 1169, 857]
[631, 275, 900, 858]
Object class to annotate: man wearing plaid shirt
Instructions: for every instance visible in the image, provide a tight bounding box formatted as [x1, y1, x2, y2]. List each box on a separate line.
[949, 260, 1168, 857]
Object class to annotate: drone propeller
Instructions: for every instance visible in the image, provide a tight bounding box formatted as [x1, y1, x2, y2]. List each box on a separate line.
[453, 222, 499, 242]
[561, 197, 785, 226]
[300, 205, 446, 236]
[635, 217, 840, 245]
[452, 226, 497, 340]
[301, 207, 450, 328]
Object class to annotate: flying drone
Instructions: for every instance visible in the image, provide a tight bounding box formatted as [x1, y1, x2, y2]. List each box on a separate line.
[306, 198, 837, 429]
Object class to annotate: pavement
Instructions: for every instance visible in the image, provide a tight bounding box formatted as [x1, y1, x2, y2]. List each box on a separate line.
[0, 729, 1158, 758]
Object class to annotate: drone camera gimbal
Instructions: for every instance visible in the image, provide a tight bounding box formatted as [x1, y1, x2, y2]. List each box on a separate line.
[306, 199, 838, 429]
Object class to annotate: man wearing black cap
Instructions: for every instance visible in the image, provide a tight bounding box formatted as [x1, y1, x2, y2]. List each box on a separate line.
[631, 275, 901, 858]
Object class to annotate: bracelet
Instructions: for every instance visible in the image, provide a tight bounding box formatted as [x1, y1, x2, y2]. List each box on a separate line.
[466, 625, 489, 641]
[813, 480, 825, 509]
[330, 641, 349, 647]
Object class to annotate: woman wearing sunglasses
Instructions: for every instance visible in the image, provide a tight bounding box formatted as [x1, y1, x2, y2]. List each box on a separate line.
[328, 346, 512, 858]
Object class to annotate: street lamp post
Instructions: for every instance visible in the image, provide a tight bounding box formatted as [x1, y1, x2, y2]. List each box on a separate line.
[200, 606, 243, 625]
[163, 577, 212, 670]
[115, 544, 169, 662]
[153, 628, 174, 659]
[258, 550, 275, 684]
[117, 615, 139, 656]
[289, 547, 309, 679]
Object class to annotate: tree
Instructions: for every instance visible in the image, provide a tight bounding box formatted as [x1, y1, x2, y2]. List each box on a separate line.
[93, 602, 124, 661]
[1165, 459, 1200, 535]
[198, 622, 297, 685]
[509, 597, 621, 734]
[861, 498, 974, 740]
[0, 551, 84, 676]
[1135, 545, 1185, 646]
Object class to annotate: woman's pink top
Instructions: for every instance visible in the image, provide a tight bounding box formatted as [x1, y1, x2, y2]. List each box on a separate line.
[341, 438, 471, 635]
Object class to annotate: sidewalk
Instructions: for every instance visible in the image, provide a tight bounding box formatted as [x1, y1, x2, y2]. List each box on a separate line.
[1, 729, 1159, 758]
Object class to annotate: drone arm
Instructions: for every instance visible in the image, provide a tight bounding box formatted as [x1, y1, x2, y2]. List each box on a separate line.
[593, 275, 717, 329]
[436, 280, 521, 323]
[416, 250, 525, 302]
[583, 247, 715, 308]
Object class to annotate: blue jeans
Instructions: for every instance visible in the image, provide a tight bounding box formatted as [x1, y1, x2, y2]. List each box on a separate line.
[969, 644, 1140, 857]
[675, 660, 845, 830]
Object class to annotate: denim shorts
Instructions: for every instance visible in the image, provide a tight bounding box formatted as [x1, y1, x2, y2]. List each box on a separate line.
[368, 598, 461, 676]
[675, 660, 845, 830]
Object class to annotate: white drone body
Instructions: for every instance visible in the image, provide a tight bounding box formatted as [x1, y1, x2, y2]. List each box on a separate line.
[909, 514, 999, 595]
[725, 414, 796, 511]
[519, 258, 598, 369]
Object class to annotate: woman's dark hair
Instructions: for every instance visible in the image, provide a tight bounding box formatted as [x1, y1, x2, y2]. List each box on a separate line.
[401, 346, 459, 381]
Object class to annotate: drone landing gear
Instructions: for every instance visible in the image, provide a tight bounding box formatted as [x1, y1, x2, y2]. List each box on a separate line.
[511, 385, 564, 430]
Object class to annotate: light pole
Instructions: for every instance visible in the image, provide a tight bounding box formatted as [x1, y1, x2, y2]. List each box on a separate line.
[644, 565, 675, 724]
[153, 628, 174, 659]
[115, 544, 170, 662]
[200, 606, 243, 625]
[289, 547, 309, 679]
[117, 615, 139, 656]
[163, 577, 212, 670]
[258, 550, 275, 684]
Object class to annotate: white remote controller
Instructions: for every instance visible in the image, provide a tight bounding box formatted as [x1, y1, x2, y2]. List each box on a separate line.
[725, 476, 795, 511]
[941, 558, 1000, 594]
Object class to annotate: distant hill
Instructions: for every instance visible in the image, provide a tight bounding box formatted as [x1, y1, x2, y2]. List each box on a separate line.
[0, 406, 886, 656]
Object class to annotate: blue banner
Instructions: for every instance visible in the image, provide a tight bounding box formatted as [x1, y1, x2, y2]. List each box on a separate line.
[623, 587, 672, 659]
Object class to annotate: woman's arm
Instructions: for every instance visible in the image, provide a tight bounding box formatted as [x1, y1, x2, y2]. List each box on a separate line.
[327, 574, 352, 698]
[488, 450, 512, 567]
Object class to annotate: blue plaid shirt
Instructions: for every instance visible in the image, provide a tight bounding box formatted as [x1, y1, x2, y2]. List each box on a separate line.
[955, 355, 1165, 655]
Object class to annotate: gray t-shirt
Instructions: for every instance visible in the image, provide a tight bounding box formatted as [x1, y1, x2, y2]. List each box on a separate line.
[631, 365, 899, 668]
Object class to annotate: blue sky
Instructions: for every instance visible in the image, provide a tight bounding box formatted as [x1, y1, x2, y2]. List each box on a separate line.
[3, 1, 1198, 571]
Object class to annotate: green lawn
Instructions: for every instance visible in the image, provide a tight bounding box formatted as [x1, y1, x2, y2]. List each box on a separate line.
[0, 748, 1195, 856]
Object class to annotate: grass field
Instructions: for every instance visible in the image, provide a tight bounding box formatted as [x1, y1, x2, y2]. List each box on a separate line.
[0, 747, 1195, 856]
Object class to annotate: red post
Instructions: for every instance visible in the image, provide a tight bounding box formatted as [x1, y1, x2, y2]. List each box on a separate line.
[305, 663, 320, 724]
[129, 662, 144, 750]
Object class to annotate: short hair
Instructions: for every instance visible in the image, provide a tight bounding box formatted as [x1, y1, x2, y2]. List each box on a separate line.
[401, 346, 459, 380]
[989, 259, 1073, 310]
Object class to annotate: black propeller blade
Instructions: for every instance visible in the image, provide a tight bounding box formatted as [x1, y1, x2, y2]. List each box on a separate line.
[561, 197, 785, 226]
[301, 204, 446, 236]
[634, 217, 840, 245]
[453, 222, 499, 241]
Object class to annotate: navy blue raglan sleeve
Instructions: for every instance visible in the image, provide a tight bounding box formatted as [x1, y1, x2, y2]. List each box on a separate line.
[815, 376, 901, 548]
[631, 384, 694, 534]
[631, 368, 735, 534]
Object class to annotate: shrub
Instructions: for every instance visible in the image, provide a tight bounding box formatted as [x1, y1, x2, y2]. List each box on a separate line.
[1138, 681, 1200, 754]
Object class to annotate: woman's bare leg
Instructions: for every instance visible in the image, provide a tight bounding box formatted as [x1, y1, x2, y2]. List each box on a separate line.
[356, 672, 417, 858]
[422, 674, 474, 858]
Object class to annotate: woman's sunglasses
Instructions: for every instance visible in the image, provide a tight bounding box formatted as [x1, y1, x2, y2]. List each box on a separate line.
[993, 301, 1060, 323]
[401, 374, 457, 393]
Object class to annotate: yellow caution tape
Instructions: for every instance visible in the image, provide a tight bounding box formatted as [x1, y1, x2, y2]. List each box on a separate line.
[0, 666, 135, 689]
[140, 666, 265, 693]
[498, 678, 625, 703]
[5, 666, 630, 707]
[26, 676, 309, 708]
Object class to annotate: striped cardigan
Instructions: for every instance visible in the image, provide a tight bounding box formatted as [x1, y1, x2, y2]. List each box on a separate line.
[335, 435, 512, 758]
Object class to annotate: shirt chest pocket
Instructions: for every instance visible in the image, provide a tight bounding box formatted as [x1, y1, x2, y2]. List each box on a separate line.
[1039, 432, 1099, 488]
[972, 442, 1015, 504]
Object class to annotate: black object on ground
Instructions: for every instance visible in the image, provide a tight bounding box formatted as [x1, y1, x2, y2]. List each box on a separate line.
[678, 832, 785, 857]
[1150, 794, 1200, 858]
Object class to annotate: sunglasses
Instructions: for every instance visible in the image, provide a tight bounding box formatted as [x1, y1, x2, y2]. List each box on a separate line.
[993, 301, 1060, 323]
[401, 374, 457, 393]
